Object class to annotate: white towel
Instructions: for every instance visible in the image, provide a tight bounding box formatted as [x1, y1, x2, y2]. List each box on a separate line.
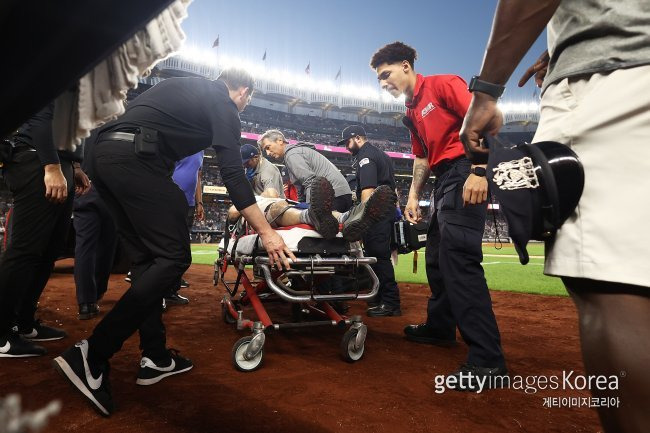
[53, 0, 192, 152]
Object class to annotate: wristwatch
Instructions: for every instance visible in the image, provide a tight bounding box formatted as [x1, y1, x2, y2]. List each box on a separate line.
[468, 76, 505, 99]
[470, 166, 486, 177]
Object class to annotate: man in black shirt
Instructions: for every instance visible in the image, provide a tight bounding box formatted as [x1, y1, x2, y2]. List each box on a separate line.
[53, 69, 296, 417]
[0, 103, 91, 357]
[338, 125, 401, 317]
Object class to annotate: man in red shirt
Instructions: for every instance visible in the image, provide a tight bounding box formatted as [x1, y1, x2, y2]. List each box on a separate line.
[370, 42, 506, 391]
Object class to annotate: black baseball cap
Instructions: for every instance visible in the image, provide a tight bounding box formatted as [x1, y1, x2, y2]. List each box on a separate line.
[240, 143, 260, 164]
[486, 136, 584, 265]
[337, 125, 367, 146]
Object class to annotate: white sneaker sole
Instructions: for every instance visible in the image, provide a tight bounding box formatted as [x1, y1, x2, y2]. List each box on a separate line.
[136, 364, 194, 386]
[0, 352, 44, 358]
[24, 335, 66, 342]
[52, 356, 110, 416]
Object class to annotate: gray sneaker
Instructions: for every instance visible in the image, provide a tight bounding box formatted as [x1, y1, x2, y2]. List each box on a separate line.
[307, 177, 339, 239]
[342, 185, 397, 242]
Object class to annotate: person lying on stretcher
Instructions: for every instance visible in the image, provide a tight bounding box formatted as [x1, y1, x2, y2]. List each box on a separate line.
[227, 176, 396, 242]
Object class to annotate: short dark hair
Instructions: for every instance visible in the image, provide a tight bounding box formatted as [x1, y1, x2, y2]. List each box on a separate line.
[217, 68, 255, 93]
[370, 42, 417, 69]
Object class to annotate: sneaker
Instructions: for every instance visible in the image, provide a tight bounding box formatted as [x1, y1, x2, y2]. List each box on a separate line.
[342, 185, 397, 242]
[162, 298, 167, 312]
[164, 292, 189, 306]
[52, 340, 113, 416]
[403, 323, 457, 347]
[0, 331, 47, 357]
[16, 320, 67, 341]
[367, 304, 402, 317]
[446, 363, 509, 392]
[78, 303, 100, 320]
[307, 176, 339, 239]
[180, 278, 190, 288]
[136, 350, 193, 385]
[124, 272, 132, 283]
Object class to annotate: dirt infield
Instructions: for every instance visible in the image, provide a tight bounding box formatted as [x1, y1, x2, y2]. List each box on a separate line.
[1, 260, 602, 433]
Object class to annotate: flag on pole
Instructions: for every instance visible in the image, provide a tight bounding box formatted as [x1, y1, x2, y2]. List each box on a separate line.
[334, 67, 341, 80]
[212, 35, 220, 48]
[262, 50, 267, 61]
[305, 61, 311, 75]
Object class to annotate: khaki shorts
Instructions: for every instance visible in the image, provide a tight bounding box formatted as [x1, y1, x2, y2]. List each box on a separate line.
[533, 65, 650, 288]
[255, 195, 286, 212]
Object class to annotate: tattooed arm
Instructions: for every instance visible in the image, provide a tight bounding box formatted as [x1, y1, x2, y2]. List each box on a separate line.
[405, 156, 431, 223]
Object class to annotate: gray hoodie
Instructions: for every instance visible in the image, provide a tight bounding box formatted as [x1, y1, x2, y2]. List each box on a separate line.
[284, 142, 351, 202]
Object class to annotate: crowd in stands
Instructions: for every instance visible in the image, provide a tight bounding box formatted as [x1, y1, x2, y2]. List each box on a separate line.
[240, 105, 412, 153]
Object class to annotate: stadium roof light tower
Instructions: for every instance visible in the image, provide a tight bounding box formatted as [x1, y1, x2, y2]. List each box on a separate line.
[164, 47, 406, 114]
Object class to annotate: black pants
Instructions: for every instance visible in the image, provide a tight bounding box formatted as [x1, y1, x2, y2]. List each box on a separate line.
[87, 140, 191, 364]
[425, 158, 505, 368]
[333, 194, 353, 213]
[73, 185, 117, 304]
[363, 217, 399, 308]
[167, 205, 195, 296]
[0, 150, 74, 335]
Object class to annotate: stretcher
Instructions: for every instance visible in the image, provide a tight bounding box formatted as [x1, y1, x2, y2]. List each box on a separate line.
[215, 221, 379, 372]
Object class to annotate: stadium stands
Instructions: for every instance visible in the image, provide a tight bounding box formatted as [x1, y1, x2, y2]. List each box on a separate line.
[0, 56, 542, 245]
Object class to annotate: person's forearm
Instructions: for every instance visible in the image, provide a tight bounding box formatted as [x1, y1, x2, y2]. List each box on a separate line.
[479, 0, 560, 85]
[195, 170, 202, 204]
[408, 157, 430, 200]
[360, 187, 375, 203]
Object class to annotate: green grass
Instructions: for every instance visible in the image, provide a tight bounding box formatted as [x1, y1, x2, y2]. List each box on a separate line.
[190, 244, 219, 265]
[191, 242, 567, 297]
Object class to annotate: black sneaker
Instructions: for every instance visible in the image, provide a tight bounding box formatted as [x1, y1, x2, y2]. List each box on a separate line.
[403, 323, 457, 347]
[342, 185, 397, 242]
[0, 331, 47, 357]
[446, 363, 509, 392]
[367, 304, 402, 317]
[136, 350, 193, 386]
[164, 292, 190, 306]
[307, 176, 339, 239]
[17, 320, 67, 341]
[78, 303, 100, 320]
[52, 340, 113, 416]
[124, 272, 132, 283]
[180, 279, 190, 288]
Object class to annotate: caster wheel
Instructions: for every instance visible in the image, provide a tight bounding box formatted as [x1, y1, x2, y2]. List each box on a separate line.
[232, 335, 264, 372]
[221, 296, 236, 324]
[340, 325, 366, 362]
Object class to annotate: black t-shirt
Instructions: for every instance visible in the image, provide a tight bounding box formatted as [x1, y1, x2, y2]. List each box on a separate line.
[354, 142, 396, 201]
[100, 77, 255, 210]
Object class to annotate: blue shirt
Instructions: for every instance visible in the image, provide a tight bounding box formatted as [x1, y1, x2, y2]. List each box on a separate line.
[172, 151, 204, 206]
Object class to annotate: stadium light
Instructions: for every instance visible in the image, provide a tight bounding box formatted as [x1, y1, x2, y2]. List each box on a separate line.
[175, 46, 404, 104]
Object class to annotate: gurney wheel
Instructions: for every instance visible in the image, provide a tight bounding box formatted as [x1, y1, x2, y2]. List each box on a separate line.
[221, 299, 236, 325]
[232, 336, 264, 372]
[340, 327, 365, 362]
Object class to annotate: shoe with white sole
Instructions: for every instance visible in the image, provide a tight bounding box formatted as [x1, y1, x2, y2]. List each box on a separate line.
[0, 331, 47, 357]
[136, 349, 193, 385]
[52, 340, 113, 416]
[16, 320, 67, 341]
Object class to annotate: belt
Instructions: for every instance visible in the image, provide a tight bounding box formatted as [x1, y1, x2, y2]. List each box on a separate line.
[102, 132, 136, 142]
